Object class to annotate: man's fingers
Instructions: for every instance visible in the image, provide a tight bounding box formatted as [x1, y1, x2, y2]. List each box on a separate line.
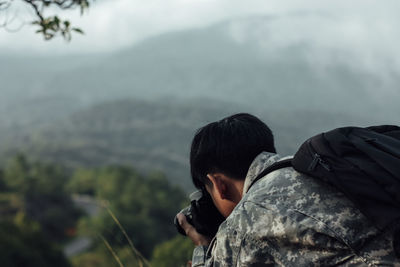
[178, 213, 197, 237]
[178, 213, 211, 246]
[177, 213, 192, 234]
[177, 213, 186, 226]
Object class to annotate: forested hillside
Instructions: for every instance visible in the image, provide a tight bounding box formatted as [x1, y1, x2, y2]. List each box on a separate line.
[1, 17, 398, 191]
[0, 98, 374, 191]
[1, 16, 399, 120]
[0, 155, 194, 267]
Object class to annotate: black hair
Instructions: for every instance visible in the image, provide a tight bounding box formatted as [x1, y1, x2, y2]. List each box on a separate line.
[190, 113, 276, 189]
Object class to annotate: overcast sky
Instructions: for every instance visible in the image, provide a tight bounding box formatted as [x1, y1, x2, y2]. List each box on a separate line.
[1, 0, 400, 75]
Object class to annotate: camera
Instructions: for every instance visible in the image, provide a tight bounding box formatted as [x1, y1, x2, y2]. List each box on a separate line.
[174, 190, 225, 237]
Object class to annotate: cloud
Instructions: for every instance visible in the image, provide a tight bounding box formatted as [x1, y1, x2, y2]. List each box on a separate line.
[1, 0, 400, 78]
[226, 1, 400, 81]
[0, 0, 332, 54]
[1, 0, 250, 54]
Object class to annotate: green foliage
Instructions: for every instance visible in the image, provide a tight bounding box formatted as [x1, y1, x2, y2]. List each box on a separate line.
[0, 218, 70, 267]
[71, 252, 108, 267]
[0, 153, 194, 266]
[0, 169, 6, 191]
[33, 16, 83, 41]
[151, 235, 194, 267]
[2, 154, 82, 241]
[77, 166, 188, 258]
[1, 0, 91, 41]
[4, 154, 66, 194]
[67, 168, 98, 195]
[72, 246, 146, 267]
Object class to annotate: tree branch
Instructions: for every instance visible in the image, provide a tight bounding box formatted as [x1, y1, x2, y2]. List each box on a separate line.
[23, 0, 45, 22]
[1, 0, 91, 41]
[0, 0, 12, 11]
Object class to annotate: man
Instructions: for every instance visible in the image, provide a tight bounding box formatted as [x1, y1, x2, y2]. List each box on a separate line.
[178, 113, 399, 266]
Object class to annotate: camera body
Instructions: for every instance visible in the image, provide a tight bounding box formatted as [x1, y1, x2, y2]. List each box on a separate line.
[174, 190, 225, 237]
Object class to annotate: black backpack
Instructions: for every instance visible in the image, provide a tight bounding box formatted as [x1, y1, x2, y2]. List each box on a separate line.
[252, 125, 400, 231]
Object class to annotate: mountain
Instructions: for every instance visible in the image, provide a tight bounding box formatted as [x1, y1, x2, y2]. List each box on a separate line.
[0, 98, 237, 190]
[2, 16, 399, 120]
[1, 98, 374, 191]
[0, 16, 398, 189]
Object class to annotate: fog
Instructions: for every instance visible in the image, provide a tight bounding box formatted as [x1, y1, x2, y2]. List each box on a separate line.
[0, 2, 399, 264]
[2, 0, 400, 64]
[0, 0, 399, 186]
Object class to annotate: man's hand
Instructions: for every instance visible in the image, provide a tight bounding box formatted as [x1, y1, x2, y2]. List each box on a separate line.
[177, 213, 212, 246]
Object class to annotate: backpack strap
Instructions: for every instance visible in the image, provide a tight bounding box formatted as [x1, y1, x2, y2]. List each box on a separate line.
[247, 158, 293, 192]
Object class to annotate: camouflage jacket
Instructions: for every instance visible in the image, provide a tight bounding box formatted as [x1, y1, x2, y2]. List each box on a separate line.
[191, 152, 399, 266]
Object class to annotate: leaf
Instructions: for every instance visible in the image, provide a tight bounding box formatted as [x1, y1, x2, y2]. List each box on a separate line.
[53, 16, 60, 25]
[72, 28, 84, 34]
[27, 0, 92, 41]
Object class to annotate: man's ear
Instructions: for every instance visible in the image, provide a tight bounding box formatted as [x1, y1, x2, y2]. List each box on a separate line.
[207, 173, 229, 200]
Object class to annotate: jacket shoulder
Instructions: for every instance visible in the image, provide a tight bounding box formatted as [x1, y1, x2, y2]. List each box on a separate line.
[240, 167, 399, 265]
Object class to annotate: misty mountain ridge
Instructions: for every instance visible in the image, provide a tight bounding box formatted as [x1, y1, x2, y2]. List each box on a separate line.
[0, 16, 398, 189]
[1, 15, 398, 120]
[1, 97, 376, 191]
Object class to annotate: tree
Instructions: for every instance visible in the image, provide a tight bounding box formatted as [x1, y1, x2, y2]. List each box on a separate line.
[3, 154, 82, 241]
[0, 0, 92, 40]
[74, 166, 189, 259]
[0, 216, 70, 267]
[151, 235, 194, 267]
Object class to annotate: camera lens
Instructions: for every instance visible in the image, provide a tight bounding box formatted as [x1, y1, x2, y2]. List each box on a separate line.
[174, 190, 225, 237]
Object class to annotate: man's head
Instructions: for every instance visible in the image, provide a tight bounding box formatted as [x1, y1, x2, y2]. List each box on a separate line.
[190, 113, 276, 216]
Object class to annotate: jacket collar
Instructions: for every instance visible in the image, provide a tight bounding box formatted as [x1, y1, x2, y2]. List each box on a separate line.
[243, 152, 290, 194]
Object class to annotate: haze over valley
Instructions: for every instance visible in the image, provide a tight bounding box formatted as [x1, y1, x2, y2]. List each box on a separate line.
[1, 4, 400, 265]
[1, 16, 399, 190]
